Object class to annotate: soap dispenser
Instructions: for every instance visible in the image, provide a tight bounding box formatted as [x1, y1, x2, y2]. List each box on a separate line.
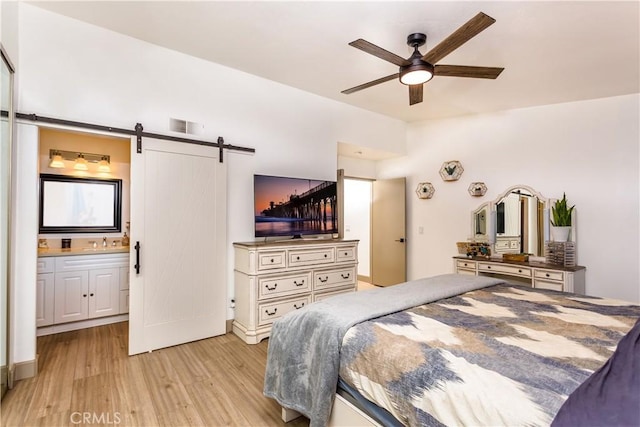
[122, 232, 130, 247]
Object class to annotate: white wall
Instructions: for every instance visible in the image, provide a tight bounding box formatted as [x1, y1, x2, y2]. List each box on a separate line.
[10, 123, 38, 367]
[344, 179, 372, 278]
[11, 4, 406, 364]
[378, 94, 640, 303]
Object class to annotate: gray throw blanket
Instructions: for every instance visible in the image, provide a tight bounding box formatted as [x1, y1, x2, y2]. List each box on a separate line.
[263, 274, 504, 426]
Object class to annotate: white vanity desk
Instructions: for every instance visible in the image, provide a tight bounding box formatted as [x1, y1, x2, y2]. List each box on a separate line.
[462, 185, 585, 294]
[454, 256, 585, 294]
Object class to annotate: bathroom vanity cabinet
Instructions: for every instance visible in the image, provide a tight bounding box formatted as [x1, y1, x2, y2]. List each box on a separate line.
[36, 250, 130, 335]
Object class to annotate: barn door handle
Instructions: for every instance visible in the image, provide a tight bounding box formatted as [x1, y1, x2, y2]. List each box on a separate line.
[134, 241, 141, 274]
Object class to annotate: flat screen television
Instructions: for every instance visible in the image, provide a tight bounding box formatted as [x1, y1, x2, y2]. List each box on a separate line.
[254, 174, 338, 238]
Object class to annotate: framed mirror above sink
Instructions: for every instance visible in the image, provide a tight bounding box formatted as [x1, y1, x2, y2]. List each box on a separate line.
[39, 174, 122, 234]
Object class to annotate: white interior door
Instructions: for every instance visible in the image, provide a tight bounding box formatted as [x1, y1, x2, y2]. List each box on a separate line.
[129, 137, 227, 355]
[371, 177, 406, 286]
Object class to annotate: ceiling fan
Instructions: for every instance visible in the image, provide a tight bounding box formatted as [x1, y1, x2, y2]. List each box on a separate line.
[341, 12, 504, 106]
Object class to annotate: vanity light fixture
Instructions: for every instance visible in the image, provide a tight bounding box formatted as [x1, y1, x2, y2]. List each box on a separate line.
[48, 151, 65, 168]
[97, 156, 111, 172]
[48, 149, 111, 172]
[74, 153, 88, 170]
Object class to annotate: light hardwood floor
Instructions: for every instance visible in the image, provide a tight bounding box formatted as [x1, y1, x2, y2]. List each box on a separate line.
[1, 322, 310, 426]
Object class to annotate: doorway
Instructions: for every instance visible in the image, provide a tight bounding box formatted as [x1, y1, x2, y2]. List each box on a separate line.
[343, 177, 406, 287]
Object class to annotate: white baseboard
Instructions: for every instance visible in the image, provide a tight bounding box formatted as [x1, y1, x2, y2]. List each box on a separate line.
[37, 314, 129, 336]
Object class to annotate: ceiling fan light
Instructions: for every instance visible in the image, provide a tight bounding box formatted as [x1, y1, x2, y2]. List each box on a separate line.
[400, 69, 433, 85]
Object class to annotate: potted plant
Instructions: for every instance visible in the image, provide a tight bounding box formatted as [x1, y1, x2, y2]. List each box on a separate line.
[550, 193, 574, 242]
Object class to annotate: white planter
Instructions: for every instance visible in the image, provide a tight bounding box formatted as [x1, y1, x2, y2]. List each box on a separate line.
[551, 226, 571, 242]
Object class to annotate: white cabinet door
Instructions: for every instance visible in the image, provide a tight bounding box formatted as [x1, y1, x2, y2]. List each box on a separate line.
[89, 268, 120, 319]
[36, 273, 54, 327]
[54, 271, 89, 324]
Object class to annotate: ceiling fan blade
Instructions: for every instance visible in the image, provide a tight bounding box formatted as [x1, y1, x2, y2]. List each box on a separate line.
[349, 39, 411, 67]
[341, 73, 399, 94]
[435, 65, 504, 79]
[409, 84, 423, 105]
[422, 12, 496, 64]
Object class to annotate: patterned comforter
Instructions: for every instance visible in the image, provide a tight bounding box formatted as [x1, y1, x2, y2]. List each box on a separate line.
[339, 284, 640, 426]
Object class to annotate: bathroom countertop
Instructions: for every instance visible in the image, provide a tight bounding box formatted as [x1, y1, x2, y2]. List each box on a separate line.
[38, 246, 131, 257]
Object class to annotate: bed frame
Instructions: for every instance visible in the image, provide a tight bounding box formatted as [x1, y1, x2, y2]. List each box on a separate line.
[281, 390, 381, 426]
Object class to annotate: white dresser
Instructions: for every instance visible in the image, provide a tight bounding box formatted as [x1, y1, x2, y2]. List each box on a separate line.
[233, 239, 358, 344]
[454, 256, 585, 294]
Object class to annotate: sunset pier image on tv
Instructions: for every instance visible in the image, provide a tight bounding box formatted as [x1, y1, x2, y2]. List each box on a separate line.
[254, 175, 338, 238]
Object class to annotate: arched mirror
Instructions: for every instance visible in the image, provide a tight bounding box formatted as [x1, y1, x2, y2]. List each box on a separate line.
[472, 185, 552, 258]
[0, 45, 15, 399]
[491, 185, 548, 257]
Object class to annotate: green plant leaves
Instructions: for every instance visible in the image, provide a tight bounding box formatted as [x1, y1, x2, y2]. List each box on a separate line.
[551, 192, 575, 226]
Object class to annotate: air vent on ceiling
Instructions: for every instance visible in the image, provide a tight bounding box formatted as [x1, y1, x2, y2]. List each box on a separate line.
[169, 118, 204, 135]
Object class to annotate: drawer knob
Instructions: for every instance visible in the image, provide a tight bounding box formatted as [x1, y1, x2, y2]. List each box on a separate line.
[344, 252, 348, 256]
[546, 273, 550, 277]
[487, 266, 491, 269]
[518, 269, 522, 273]
[319, 276, 329, 283]
[83, 294, 87, 298]
[296, 256, 300, 260]
[270, 258, 274, 263]
[265, 283, 278, 291]
[324, 254, 328, 258]
[294, 280, 304, 287]
[294, 302, 305, 310]
[265, 308, 278, 316]
[90, 293, 94, 297]
[341, 273, 350, 279]
[464, 263, 468, 266]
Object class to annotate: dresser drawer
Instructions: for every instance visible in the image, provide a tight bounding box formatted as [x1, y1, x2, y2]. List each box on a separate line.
[534, 270, 564, 282]
[289, 248, 335, 267]
[534, 279, 563, 292]
[37, 257, 55, 274]
[456, 260, 476, 270]
[495, 240, 510, 250]
[257, 251, 286, 271]
[336, 246, 356, 262]
[258, 295, 311, 326]
[314, 266, 356, 290]
[258, 272, 312, 300]
[478, 263, 531, 278]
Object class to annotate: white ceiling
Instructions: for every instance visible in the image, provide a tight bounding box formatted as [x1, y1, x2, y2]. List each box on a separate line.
[29, 1, 640, 123]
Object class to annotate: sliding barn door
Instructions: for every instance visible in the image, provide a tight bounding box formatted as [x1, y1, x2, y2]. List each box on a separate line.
[128, 137, 227, 355]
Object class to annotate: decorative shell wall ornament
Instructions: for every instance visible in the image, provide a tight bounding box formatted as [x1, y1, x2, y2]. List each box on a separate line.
[416, 182, 435, 199]
[468, 182, 487, 197]
[439, 160, 463, 181]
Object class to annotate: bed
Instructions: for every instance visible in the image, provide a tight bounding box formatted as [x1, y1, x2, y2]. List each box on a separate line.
[263, 274, 640, 427]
